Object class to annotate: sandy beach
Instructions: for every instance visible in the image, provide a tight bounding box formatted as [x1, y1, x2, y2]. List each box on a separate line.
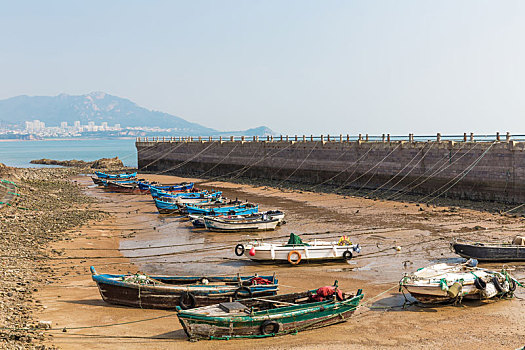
[21, 172, 523, 350]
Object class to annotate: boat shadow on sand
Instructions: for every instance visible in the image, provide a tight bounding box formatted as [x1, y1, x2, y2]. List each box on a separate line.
[369, 293, 514, 313]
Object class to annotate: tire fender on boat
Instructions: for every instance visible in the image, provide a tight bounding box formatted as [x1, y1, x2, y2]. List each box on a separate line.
[287, 250, 302, 265]
[235, 244, 245, 256]
[474, 277, 486, 290]
[233, 286, 253, 299]
[509, 278, 517, 292]
[492, 276, 504, 293]
[260, 320, 280, 335]
[179, 292, 196, 309]
[343, 250, 353, 260]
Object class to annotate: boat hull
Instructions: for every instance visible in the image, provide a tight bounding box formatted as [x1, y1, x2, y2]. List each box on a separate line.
[178, 294, 363, 340]
[204, 217, 280, 232]
[452, 242, 525, 261]
[94, 281, 276, 309]
[91, 270, 278, 310]
[95, 171, 137, 179]
[245, 243, 359, 263]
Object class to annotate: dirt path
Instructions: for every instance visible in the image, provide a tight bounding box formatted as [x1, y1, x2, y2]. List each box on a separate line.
[36, 174, 525, 349]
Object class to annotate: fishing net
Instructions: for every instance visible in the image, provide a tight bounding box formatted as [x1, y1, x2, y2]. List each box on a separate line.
[285, 233, 309, 246]
[122, 273, 158, 285]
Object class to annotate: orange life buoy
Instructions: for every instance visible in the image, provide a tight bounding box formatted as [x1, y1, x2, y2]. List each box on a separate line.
[287, 250, 301, 265]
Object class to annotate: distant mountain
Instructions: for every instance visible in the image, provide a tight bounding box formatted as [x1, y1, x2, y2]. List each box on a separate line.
[0, 92, 276, 136]
[218, 126, 275, 137]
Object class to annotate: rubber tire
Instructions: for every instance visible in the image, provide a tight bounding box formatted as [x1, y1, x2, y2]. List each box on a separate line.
[179, 292, 196, 310]
[474, 277, 486, 290]
[233, 286, 253, 299]
[492, 276, 504, 293]
[509, 278, 517, 292]
[260, 320, 280, 335]
[287, 250, 302, 265]
[235, 244, 245, 257]
[343, 250, 353, 260]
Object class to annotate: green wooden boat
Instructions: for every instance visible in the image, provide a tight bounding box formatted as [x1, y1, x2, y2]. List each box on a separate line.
[177, 282, 363, 340]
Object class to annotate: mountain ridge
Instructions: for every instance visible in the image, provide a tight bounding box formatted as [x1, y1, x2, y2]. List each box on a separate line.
[0, 92, 275, 136]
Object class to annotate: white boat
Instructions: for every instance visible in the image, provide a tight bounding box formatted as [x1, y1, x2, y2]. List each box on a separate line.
[190, 210, 285, 229]
[399, 259, 519, 304]
[204, 215, 280, 232]
[236, 233, 361, 265]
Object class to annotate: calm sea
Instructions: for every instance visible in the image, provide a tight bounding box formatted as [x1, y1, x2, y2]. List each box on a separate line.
[0, 139, 137, 168]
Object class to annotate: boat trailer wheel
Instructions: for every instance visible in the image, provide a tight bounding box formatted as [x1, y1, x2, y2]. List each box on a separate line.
[235, 244, 245, 257]
[343, 250, 353, 260]
[260, 320, 280, 335]
[233, 286, 253, 299]
[179, 292, 196, 309]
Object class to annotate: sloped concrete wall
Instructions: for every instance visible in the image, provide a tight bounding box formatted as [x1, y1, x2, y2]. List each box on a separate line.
[136, 140, 525, 203]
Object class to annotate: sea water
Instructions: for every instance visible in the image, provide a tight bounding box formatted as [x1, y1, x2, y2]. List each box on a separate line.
[0, 139, 137, 168]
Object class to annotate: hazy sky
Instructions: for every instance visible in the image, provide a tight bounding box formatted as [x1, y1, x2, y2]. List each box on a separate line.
[1, 1, 524, 135]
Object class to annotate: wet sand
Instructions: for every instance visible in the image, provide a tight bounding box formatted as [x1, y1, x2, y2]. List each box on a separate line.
[36, 174, 525, 349]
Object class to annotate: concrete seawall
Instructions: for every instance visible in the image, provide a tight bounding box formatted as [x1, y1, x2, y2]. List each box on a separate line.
[136, 138, 525, 204]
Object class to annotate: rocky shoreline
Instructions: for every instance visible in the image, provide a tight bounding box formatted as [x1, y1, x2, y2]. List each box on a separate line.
[29, 157, 124, 169]
[0, 166, 107, 349]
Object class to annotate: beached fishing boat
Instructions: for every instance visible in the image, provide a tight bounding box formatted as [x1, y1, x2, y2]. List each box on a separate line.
[236, 233, 361, 265]
[104, 180, 141, 194]
[154, 195, 231, 214]
[92, 177, 138, 187]
[174, 192, 222, 205]
[149, 183, 196, 198]
[451, 236, 525, 261]
[154, 197, 226, 214]
[150, 189, 210, 201]
[204, 215, 280, 232]
[95, 171, 137, 179]
[190, 210, 285, 228]
[91, 177, 105, 186]
[90, 267, 278, 310]
[177, 282, 364, 340]
[186, 203, 258, 216]
[154, 197, 183, 214]
[399, 259, 520, 304]
[138, 181, 193, 193]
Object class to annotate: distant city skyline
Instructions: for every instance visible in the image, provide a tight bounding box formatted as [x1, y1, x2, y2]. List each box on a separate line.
[1, 1, 524, 135]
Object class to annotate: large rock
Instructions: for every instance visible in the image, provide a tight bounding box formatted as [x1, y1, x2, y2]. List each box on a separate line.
[29, 156, 124, 169]
[30, 159, 89, 167]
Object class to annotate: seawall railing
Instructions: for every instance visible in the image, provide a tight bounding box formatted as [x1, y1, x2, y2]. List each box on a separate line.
[137, 132, 524, 143]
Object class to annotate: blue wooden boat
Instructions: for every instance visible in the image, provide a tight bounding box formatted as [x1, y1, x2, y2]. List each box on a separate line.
[155, 198, 238, 214]
[149, 183, 196, 198]
[139, 182, 194, 194]
[152, 189, 220, 201]
[154, 197, 182, 213]
[92, 177, 138, 187]
[90, 266, 278, 310]
[185, 204, 258, 216]
[95, 171, 137, 179]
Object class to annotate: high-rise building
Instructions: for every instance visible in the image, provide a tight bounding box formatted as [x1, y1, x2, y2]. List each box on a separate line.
[74, 121, 81, 129]
[101, 122, 108, 131]
[32, 120, 44, 131]
[114, 123, 121, 130]
[60, 122, 68, 129]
